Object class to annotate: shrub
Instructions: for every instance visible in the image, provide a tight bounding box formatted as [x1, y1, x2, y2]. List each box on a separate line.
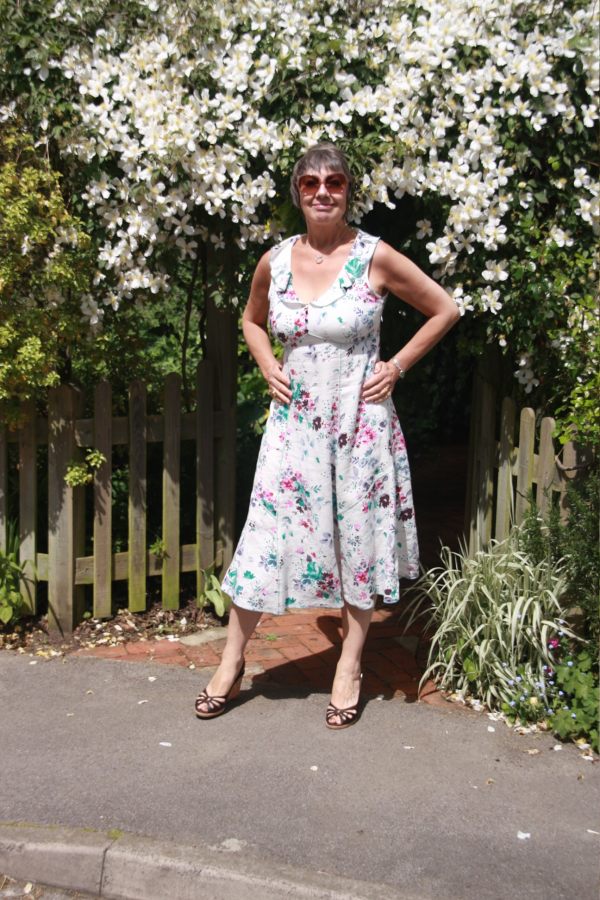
[520, 468, 600, 645]
[403, 524, 599, 752]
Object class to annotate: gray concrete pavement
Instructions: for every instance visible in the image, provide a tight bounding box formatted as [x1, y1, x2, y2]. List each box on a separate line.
[0, 652, 598, 900]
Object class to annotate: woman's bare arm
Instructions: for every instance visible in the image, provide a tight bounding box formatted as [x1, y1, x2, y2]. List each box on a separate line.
[362, 241, 460, 401]
[242, 251, 292, 402]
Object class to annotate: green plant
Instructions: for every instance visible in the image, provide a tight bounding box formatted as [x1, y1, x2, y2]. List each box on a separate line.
[198, 565, 232, 618]
[404, 526, 581, 711]
[0, 520, 29, 626]
[64, 448, 107, 487]
[549, 641, 598, 753]
[149, 537, 168, 562]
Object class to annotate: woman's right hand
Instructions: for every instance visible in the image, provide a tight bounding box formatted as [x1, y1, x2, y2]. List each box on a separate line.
[264, 360, 292, 405]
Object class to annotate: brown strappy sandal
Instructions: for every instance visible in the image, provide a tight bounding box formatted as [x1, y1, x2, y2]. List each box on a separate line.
[195, 660, 245, 719]
[325, 672, 363, 730]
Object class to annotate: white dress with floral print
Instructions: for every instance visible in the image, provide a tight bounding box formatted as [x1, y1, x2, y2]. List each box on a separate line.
[221, 229, 419, 615]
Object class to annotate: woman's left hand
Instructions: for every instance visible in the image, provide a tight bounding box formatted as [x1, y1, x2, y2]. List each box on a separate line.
[361, 361, 398, 403]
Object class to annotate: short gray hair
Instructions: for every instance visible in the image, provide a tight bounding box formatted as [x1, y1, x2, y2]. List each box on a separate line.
[290, 143, 355, 209]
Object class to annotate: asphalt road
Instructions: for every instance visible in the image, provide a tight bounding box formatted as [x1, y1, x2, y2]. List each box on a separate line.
[0, 652, 598, 899]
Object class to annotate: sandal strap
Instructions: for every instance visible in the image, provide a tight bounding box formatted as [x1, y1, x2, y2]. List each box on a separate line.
[326, 704, 358, 724]
[195, 690, 226, 713]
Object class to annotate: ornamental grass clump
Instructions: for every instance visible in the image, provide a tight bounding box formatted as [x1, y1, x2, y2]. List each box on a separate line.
[404, 526, 582, 716]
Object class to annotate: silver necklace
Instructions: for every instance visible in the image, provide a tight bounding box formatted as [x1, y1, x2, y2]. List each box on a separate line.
[307, 229, 352, 264]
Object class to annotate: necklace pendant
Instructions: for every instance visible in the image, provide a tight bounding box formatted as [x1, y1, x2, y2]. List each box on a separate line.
[315, 254, 324, 264]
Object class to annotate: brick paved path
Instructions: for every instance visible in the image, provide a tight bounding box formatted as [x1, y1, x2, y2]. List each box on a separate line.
[74, 606, 453, 710]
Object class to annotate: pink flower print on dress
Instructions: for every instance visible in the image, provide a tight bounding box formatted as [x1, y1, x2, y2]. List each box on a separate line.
[355, 569, 369, 585]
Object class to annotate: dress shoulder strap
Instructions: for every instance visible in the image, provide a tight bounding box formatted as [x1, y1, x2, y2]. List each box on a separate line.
[269, 235, 297, 295]
[352, 230, 381, 269]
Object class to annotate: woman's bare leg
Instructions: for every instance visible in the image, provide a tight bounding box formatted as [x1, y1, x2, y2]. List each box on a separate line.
[200, 604, 262, 698]
[329, 600, 374, 723]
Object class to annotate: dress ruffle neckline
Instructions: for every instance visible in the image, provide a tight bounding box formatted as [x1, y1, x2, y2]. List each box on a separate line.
[271, 229, 375, 308]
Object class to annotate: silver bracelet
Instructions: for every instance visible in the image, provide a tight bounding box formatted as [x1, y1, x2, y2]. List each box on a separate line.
[389, 357, 406, 378]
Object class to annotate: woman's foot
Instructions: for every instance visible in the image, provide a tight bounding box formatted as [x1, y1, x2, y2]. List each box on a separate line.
[195, 655, 245, 719]
[327, 665, 363, 729]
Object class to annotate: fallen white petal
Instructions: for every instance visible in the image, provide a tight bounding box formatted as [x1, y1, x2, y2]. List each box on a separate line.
[23, 884, 33, 895]
[219, 838, 246, 852]
[29, 660, 37, 665]
[403, 745, 415, 750]
[66, 713, 74, 717]
[310, 765, 318, 771]
[159, 741, 172, 747]
[517, 831, 531, 840]
[138, 700, 149, 705]
[586, 829, 600, 835]
[487, 726, 495, 732]
[148, 676, 157, 682]
[553, 744, 562, 751]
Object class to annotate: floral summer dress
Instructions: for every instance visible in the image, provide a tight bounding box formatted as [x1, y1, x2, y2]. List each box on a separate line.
[221, 229, 419, 615]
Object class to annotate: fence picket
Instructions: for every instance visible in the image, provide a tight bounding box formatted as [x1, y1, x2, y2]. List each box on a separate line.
[162, 373, 181, 609]
[537, 416, 556, 519]
[196, 362, 214, 596]
[495, 397, 516, 542]
[48, 385, 85, 634]
[93, 381, 112, 618]
[515, 408, 535, 524]
[128, 380, 147, 612]
[18, 400, 37, 613]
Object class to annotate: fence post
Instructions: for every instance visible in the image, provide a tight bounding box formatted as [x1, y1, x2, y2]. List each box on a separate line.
[18, 399, 37, 613]
[48, 385, 85, 635]
[495, 397, 516, 542]
[94, 381, 112, 618]
[515, 407, 535, 524]
[557, 441, 594, 522]
[128, 380, 147, 612]
[196, 361, 214, 597]
[0, 422, 6, 552]
[464, 370, 480, 551]
[206, 295, 237, 575]
[467, 369, 496, 556]
[162, 373, 181, 609]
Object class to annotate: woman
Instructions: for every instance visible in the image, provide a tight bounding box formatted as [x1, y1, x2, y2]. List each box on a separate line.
[195, 143, 460, 728]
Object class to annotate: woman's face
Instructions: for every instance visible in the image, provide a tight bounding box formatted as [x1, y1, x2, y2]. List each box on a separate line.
[297, 167, 349, 227]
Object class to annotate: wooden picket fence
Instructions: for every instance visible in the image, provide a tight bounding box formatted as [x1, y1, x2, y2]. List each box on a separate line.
[0, 360, 236, 636]
[464, 370, 592, 555]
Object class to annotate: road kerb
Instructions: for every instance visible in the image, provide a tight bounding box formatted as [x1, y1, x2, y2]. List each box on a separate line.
[0, 822, 422, 900]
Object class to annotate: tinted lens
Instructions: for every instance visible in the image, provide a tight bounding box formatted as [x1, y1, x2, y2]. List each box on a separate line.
[324, 175, 346, 192]
[298, 176, 321, 194]
[298, 173, 347, 195]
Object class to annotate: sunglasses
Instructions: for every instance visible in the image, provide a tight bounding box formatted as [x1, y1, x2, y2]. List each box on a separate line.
[297, 173, 348, 196]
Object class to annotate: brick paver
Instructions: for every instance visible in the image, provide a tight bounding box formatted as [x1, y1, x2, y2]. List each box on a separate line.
[72, 605, 454, 709]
